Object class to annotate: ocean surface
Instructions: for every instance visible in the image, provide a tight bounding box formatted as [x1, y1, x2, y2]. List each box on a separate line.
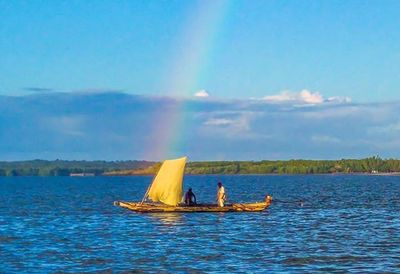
[1, 175, 400, 273]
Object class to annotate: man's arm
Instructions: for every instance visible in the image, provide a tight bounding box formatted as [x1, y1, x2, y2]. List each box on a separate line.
[221, 188, 226, 200]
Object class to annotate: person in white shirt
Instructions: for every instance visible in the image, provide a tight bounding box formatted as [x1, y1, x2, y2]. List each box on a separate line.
[216, 182, 226, 207]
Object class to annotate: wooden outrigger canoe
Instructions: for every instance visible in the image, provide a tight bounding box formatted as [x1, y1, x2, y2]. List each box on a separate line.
[114, 157, 273, 213]
[114, 195, 272, 213]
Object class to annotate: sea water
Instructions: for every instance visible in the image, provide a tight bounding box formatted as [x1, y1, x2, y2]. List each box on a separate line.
[1, 175, 400, 272]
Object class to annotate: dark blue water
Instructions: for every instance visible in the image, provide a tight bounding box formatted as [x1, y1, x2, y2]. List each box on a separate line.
[1, 175, 400, 273]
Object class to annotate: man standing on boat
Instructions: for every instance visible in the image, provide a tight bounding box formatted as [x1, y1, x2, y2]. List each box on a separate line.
[217, 182, 226, 207]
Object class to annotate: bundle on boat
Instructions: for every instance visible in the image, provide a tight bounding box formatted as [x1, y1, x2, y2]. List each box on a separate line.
[113, 157, 272, 213]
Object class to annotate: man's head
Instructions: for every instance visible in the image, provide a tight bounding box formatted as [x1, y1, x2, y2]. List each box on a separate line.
[188, 187, 192, 192]
[217, 182, 222, 188]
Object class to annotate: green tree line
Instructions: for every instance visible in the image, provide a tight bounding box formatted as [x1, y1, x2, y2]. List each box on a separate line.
[0, 159, 154, 176]
[1, 157, 399, 176]
[185, 157, 400, 174]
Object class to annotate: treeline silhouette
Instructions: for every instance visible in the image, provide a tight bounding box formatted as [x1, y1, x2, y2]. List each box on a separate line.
[185, 157, 400, 175]
[0, 159, 154, 176]
[1, 157, 399, 176]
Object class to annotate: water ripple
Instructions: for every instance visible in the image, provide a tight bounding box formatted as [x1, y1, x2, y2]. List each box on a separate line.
[1, 175, 400, 272]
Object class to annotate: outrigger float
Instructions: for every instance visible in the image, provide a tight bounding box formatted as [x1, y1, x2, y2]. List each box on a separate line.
[114, 157, 272, 213]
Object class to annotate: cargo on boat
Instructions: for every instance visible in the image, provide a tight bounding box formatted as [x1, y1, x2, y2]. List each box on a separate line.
[114, 157, 272, 213]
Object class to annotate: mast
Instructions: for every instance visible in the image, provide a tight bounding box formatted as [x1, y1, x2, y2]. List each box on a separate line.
[140, 179, 154, 205]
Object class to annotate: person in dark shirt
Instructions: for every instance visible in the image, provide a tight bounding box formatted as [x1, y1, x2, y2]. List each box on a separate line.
[184, 188, 197, 206]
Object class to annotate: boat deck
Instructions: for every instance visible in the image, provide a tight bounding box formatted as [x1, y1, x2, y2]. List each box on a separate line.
[114, 199, 272, 213]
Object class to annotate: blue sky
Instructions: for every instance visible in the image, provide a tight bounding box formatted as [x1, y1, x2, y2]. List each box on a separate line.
[0, 1, 400, 160]
[1, 0, 400, 101]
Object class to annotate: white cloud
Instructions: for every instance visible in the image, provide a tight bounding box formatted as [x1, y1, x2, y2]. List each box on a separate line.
[311, 135, 341, 144]
[204, 118, 234, 126]
[203, 116, 251, 132]
[263, 90, 323, 104]
[202, 111, 260, 131]
[202, 112, 263, 140]
[327, 96, 352, 103]
[262, 89, 351, 105]
[194, 89, 210, 97]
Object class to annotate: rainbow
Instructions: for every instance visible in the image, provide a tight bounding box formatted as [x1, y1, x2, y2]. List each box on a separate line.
[143, 1, 232, 161]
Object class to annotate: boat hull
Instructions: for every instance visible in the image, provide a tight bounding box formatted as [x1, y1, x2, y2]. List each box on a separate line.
[114, 198, 272, 213]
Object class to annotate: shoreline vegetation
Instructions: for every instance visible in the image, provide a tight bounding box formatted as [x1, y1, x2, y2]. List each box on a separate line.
[0, 160, 154, 177]
[1, 157, 400, 176]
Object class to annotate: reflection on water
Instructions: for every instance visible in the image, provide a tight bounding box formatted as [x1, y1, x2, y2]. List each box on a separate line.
[0, 175, 400, 272]
[147, 213, 183, 226]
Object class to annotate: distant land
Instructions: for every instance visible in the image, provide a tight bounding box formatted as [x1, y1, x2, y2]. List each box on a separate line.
[0, 160, 155, 176]
[1, 157, 400, 176]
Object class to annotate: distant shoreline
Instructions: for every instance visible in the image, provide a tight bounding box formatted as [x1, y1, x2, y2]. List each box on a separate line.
[1, 172, 400, 177]
[1, 157, 400, 177]
[105, 172, 400, 177]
